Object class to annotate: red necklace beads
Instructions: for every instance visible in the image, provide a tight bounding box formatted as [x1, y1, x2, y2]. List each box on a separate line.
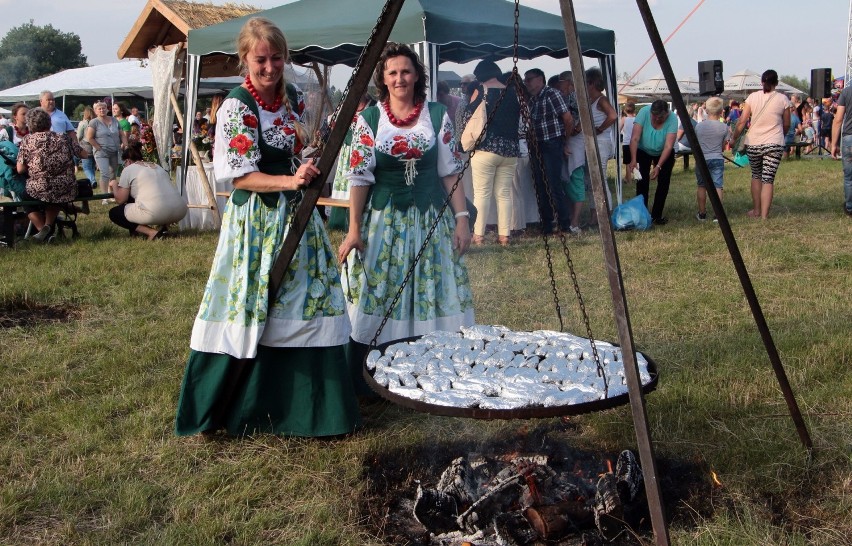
[382, 100, 423, 127]
[245, 74, 282, 112]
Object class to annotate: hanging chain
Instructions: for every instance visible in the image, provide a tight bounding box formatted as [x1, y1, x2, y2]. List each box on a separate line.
[510, 0, 606, 394]
[510, 0, 563, 332]
[283, 0, 395, 233]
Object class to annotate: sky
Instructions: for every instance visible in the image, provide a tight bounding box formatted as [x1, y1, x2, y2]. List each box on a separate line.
[0, 0, 848, 92]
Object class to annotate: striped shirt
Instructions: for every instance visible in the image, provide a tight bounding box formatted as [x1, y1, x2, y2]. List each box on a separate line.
[529, 86, 570, 142]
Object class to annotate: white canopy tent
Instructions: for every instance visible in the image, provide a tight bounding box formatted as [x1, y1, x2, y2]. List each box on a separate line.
[0, 61, 249, 106]
[724, 69, 804, 98]
[623, 74, 700, 99]
[0, 62, 156, 108]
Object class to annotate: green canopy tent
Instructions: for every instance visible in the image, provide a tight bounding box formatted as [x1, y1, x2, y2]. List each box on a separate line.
[179, 0, 618, 195]
[187, 0, 614, 70]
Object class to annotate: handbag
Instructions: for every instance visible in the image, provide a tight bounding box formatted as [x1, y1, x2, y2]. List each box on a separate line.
[460, 84, 487, 152]
[732, 151, 750, 167]
[77, 178, 94, 198]
[63, 134, 93, 198]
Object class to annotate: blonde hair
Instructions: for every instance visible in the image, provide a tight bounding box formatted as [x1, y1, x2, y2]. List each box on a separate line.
[704, 97, 724, 117]
[237, 17, 289, 76]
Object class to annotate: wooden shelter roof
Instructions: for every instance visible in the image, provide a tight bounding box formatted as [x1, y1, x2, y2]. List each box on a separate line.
[118, 0, 259, 60]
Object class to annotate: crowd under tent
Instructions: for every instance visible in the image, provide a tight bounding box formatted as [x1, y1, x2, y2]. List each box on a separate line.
[182, 0, 618, 200]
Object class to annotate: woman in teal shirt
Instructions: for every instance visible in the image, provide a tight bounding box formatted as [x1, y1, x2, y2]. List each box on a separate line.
[627, 100, 678, 224]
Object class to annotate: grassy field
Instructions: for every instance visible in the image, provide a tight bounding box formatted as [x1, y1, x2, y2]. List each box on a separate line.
[1, 155, 850, 545]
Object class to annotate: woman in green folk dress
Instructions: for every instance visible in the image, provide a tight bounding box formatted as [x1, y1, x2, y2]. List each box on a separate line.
[337, 43, 475, 389]
[175, 17, 359, 437]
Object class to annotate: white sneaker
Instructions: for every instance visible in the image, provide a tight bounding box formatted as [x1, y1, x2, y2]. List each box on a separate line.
[568, 226, 582, 236]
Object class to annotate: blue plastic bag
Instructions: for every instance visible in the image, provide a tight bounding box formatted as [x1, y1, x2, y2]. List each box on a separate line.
[611, 194, 653, 231]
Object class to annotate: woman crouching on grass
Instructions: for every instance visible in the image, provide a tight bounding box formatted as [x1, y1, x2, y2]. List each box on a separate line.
[107, 142, 187, 240]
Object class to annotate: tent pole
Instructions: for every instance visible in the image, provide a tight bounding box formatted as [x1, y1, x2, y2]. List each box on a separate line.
[604, 54, 622, 205]
[170, 89, 220, 224]
[558, 1, 671, 544]
[268, 0, 406, 298]
[634, 0, 812, 451]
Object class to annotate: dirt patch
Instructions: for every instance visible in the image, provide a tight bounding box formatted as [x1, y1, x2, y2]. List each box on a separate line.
[359, 420, 714, 545]
[0, 297, 82, 329]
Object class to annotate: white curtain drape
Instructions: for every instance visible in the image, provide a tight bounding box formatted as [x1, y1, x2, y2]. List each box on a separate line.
[148, 46, 183, 173]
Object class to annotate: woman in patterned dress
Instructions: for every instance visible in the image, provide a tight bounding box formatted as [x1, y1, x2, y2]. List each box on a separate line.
[175, 17, 359, 437]
[16, 107, 87, 242]
[337, 43, 475, 387]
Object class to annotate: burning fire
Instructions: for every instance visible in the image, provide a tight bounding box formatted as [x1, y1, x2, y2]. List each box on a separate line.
[711, 470, 722, 487]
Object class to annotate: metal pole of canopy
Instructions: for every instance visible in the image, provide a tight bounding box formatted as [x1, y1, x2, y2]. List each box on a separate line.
[634, 0, 812, 452]
[268, 0, 406, 298]
[557, 1, 671, 544]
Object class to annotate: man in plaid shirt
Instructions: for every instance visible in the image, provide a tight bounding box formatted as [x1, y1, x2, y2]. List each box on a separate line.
[524, 68, 574, 235]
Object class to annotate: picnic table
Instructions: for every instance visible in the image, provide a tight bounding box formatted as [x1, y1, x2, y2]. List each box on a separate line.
[1, 193, 113, 249]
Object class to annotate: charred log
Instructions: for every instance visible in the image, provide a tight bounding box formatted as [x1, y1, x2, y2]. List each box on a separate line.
[594, 472, 624, 541]
[457, 470, 525, 534]
[493, 510, 538, 545]
[524, 500, 594, 541]
[615, 450, 643, 504]
[413, 485, 459, 535]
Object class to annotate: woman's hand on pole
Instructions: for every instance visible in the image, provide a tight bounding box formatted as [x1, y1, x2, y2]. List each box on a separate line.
[289, 158, 320, 190]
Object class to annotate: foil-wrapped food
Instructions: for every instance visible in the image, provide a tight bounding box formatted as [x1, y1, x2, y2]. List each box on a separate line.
[366, 325, 653, 409]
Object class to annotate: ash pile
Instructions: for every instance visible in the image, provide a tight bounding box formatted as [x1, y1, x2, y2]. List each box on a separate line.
[413, 450, 648, 545]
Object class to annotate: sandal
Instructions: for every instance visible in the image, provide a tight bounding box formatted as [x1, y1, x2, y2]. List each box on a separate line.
[497, 236, 510, 246]
[471, 234, 485, 245]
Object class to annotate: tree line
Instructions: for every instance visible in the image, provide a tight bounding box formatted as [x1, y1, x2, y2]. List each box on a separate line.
[0, 20, 87, 90]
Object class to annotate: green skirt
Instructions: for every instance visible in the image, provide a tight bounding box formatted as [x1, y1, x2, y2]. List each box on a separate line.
[175, 345, 361, 437]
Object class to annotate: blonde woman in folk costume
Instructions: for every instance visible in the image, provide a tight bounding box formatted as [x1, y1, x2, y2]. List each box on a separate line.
[175, 17, 359, 438]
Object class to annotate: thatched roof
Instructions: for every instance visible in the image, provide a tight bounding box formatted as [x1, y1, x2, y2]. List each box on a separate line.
[118, 0, 259, 60]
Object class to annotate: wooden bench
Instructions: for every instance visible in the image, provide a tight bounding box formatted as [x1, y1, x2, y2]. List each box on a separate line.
[212, 192, 350, 209]
[791, 141, 811, 159]
[1, 193, 113, 249]
[674, 149, 692, 170]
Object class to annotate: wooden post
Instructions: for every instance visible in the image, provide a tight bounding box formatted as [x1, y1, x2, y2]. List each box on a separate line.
[170, 89, 220, 224]
[557, 1, 671, 544]
[268, 0, 406, 297]
[633, 0, 812, 450]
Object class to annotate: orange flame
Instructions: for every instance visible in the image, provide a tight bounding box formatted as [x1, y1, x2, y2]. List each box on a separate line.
[711, 470, 722, 487]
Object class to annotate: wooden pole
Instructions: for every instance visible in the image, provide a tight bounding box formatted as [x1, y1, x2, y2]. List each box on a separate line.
[557, 1, 671, 544]
[268, 0, 406, 297]
[633, 0, 812, 450]
[170, 89, 220, 224]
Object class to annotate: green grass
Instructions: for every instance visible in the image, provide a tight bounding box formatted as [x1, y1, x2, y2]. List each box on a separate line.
[1, 156, 850, 544]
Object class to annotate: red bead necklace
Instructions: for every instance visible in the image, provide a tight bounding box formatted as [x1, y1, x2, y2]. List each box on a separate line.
[244, 74, 282, 112]
[382, 100, 423, 127]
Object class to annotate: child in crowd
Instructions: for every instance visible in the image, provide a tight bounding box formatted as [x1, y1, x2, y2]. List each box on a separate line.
[694, 97, 731, 221]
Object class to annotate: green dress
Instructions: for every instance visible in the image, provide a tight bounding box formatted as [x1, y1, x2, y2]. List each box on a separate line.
[343, 102, 475, 348]
[175, 85, 360, 437]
